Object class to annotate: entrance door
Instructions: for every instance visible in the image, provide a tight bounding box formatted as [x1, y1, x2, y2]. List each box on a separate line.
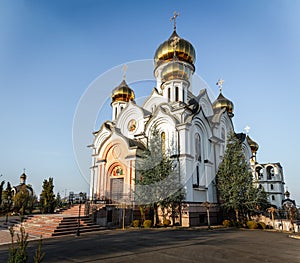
[111, 178, 124, 202]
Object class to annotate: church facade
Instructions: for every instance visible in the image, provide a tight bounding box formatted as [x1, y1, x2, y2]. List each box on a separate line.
[89, 19, 286, 226]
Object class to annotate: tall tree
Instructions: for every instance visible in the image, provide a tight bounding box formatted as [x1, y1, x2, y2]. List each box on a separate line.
[40, 178, 56, 213]
[0, 180, 5, 208]
[2, 182, 13, 213]
[216, 131, 267, 221]
[13, 185, 31, 215]
[135, 126, 184, 225]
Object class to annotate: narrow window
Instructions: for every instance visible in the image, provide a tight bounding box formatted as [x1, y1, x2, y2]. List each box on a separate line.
[195, 134, 201, 162]
[271, 184, 274, 190]
[168, 88, 171, 101]
[175, 86, 179, 101]
[161, 132, 166, 154]
[221, 127, 225, 140]
[272, 195, 275, 201]
[115, 108, 118, 118]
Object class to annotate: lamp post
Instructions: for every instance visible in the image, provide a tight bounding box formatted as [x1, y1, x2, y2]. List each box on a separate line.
[76, 192, 83, 237]
[202, 201, 211, 229]
[5, 195, 11, 224]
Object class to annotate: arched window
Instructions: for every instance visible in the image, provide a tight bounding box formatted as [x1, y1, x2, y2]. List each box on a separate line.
[272, 195, 275, 201]
[267, 166, 274, 180]
[271, 184, 274, 190]
[256, 167, 263, 180]
[182, 89, 185, 103]
[115, 108, 118, 119]
[168, 88, 171, 101]
[195, 134, 201, 162]
[161, 132, 166, 154]
[221, 127, 225, 140]
[175, 86, 179, 101]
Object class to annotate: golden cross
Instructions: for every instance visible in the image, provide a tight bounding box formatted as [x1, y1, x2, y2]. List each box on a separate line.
[216, 78, 224, 93]
[170, 11, 180, 31]
[122, 64, 128, 80]
[244, 125, 251, 135]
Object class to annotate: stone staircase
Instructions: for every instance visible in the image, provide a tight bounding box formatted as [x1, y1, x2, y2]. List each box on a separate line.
[13, 204, 104, 238]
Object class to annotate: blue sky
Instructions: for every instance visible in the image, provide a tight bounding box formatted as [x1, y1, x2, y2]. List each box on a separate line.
[1, 0, 300, 204]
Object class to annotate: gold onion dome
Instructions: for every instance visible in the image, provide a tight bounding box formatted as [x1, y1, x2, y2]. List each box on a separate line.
[212, 92, 234, 117]
[246, 135, 259, 153]
[154, 30, 196, 69]
[161, 60, 191, 83]
[111, 80, 135, 103]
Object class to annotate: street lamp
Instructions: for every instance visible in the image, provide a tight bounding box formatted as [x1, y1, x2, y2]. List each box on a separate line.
[5, 195, 11, 224]
[76, 192, 83, 237]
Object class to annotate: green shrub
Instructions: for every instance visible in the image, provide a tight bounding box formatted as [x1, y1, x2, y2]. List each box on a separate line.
[222, 220, 232, 227]
[246, 221, 258, 229]
[163, 219, 171, 227]
[132, 220, 140, 227]
[143, 220, 152, 228]
[257, 222, 266, 229]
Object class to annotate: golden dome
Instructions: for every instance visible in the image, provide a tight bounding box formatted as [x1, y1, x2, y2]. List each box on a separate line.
[212, 92, 234, 117]
[246, 135, 259, 153]
[154, 31, 196, 69]
[161, 60, 192, 83]
[111, 80, 135, 103]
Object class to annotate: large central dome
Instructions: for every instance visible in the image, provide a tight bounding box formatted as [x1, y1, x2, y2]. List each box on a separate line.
[154, 30, 196, 69]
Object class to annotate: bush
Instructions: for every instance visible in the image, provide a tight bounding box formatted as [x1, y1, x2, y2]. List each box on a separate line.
[132, 220, 140, 227]
[257, 222, 266, 229]
[222, 220, 232, 227]
[143, 220, 152, 228]
[163, 219, 171, 227]
[246, 221, 258, 229]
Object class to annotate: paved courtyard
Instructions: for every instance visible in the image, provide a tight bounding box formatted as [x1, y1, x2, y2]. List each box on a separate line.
[0, 228, 299, 262]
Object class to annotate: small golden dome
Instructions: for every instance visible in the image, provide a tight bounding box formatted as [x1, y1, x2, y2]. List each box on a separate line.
[246, 135, 259, 153]
[154, 31, 196, 69]
[111, 80, 135, 103]
[161, 61, 192, 83]
[212, 92, 234, 117]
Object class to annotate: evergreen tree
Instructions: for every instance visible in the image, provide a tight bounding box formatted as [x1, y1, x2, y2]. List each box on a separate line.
[135, 126, 184, 225]
[2, 182, 13, 213]
[216, 131, 267, 221]
[40, 178, 56, 213]
[0, 180, 5, 208]
[13, 185, 31, 215]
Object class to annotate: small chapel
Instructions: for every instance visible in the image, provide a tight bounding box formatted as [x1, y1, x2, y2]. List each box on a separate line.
[89, 14, 286, 226]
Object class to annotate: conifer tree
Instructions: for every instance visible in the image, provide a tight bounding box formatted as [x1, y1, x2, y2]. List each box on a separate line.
[40, 178, 56, 213]
[135, 126, 184, 225]
[216, 131, 267, 221]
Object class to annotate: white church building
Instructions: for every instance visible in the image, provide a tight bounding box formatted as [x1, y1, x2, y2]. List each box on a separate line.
[89, 17, 286, 226]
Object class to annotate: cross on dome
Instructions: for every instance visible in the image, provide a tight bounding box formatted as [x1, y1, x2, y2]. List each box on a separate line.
[244, 125, 251, 135]
[216, 78, 225, 93]
[170, 11, 180, 31]
[122, 64, 128, 80]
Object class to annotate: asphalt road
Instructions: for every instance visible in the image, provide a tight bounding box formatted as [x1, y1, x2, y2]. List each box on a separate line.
[0, 228, 299, 263]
